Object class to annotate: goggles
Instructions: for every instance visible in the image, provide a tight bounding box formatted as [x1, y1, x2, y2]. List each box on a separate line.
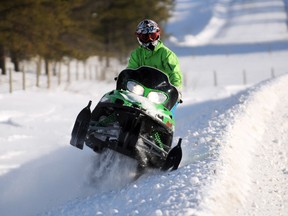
[136, 32, 159, 43]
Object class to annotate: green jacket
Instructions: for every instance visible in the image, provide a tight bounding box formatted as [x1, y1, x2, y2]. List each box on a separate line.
[127, 41, 183, 88]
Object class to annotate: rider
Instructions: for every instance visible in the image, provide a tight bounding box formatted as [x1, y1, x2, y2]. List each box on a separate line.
[127, 19, 183, 105]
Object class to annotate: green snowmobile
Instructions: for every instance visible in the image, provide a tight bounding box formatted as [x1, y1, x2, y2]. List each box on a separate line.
[70, 66, 182, 171]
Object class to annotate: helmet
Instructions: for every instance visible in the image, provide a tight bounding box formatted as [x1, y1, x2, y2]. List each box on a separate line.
[135, 19, 160, 50]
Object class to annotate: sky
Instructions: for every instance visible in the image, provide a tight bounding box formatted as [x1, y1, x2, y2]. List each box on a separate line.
[0, 0, 288, 215]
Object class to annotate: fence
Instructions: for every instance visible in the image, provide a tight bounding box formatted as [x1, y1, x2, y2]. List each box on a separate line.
[181, 67, 284, 90]
[0, 60, 122, 94]
[211, 67, 276, 87]
[0, 59, 286, 93]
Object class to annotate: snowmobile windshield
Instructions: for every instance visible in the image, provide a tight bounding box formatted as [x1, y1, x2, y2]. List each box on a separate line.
[116, 66, 179, 110]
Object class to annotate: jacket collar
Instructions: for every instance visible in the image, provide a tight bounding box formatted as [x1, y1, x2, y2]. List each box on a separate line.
[141, 40, 163, 52]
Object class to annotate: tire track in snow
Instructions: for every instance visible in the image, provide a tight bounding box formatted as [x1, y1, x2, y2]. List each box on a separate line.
[198, 74, 288, 216]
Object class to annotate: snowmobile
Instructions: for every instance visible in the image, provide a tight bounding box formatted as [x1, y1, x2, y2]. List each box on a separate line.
[70, 66, 182, 171]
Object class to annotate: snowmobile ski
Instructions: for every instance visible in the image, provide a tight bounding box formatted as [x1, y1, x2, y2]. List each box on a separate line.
[161, 138, 182, 171]
[70, 100, 92, 149]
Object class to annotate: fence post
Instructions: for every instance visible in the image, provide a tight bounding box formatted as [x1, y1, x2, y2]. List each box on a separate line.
[213, 70, 218, 87]
[46, 60, 51, 89]
[22, 65, 26, 91]
[95, 66, 98, 80]
[9, 68, 13, 93]
[89, 65, 92, 80]
[271, 67, 275, 78]
[83, 62, 87, 80]
[183, 73, 187, 88]
[58, 62, 62, 86]
[76, 61, 79, 81]
[67, 61, 71, 83]
[36, 57, 41, 87]
[243, 70, 247, 85]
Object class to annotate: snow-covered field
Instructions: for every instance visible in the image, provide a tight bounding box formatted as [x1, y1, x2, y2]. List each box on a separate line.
[1, 0, 288, 215]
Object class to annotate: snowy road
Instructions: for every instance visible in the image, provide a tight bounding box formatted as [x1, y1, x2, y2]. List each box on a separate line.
[199, 75, 288, 216]
[1, 75, 288, 216]
[1, 0, 288, 215]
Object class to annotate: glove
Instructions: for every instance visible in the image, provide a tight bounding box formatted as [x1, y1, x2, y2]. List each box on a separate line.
[176, 87, 183, 103]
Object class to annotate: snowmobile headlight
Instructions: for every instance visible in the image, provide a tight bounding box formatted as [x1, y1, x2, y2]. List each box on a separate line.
[147, 91, 167, 104]
[127, 81, 144, 96]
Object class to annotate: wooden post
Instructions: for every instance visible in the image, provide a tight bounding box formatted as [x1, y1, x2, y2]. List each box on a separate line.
[58, 62, 62, 86]
[95, 66, 98, 80]
[22, 65, 26, 91]
[9, 68, 12, 93]
[89, 65, 92, 80]
[213, 70, 218, 87]
[46, 60, 51, 89]
[183, 73, 187, 88]
[67, 61, 71, 83]
[36, 57, 41, 88]
[83, 62, 87, 80]
[36, 65, 40, 88]
[243, 70, 247, 85]
[76, 61, 79, 81]
[271, 67, 275, 78]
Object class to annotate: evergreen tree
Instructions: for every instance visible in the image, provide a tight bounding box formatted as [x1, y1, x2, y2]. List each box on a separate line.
[0, 0, 174, 75]
[0, 0, 85, 74]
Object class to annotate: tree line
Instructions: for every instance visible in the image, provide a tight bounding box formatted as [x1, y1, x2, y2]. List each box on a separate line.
[0, 0, 174, 75]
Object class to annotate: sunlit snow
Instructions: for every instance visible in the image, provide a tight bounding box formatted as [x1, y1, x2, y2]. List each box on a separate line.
[0, 0, 288, 216]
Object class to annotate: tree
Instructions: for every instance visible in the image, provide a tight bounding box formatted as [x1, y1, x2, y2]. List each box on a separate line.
[0, 0, 39, 74]
[0, 0, 86, 74]
[0, 0, 175, 76]
[0, 45, 6, 75]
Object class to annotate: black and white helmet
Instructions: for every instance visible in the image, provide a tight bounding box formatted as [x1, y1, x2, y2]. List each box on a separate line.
[135, 19, 160, 50]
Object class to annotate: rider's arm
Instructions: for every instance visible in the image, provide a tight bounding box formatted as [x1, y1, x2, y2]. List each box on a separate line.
[163, 51, 183, 89]
[127, 49, 139, 69]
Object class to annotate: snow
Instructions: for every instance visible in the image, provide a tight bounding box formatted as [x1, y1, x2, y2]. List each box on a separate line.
[1, 0, 288, 215]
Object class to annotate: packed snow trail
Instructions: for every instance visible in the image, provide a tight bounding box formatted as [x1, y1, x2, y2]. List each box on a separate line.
[169, 0, 288, 46]
[198, 74, 288, 216]
[1, 75, 288, 216]
[41, 75, 288, 216]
